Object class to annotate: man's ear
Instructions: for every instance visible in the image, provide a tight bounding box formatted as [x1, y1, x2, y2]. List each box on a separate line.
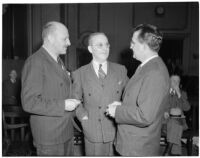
[88, 46, 92, 54]
[47, 34, 54, 43]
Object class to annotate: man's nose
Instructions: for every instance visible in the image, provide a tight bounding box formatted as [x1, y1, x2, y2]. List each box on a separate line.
[66, 39, 71, 46]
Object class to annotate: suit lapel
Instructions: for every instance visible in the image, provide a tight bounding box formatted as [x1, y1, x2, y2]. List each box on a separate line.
[41, 47, 71, 83]
[122, 65, 142, 99]
[82, 62, 102, 90]
[122, 57, 160, 99]
[103, 62, 115, 86]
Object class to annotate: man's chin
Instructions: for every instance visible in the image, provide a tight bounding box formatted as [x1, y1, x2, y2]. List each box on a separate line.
[61, 50, 67, 54]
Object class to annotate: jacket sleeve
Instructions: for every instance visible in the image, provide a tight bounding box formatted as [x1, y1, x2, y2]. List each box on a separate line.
[121, 66, 129, 91]
[21, 58, 65, 117]
[179, 91, 191, 111]
[71, 70, 88, 121]
[115, 71, 168, 127]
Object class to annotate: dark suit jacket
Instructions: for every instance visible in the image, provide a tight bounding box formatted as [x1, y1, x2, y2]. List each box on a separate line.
[21, 47, 74, 145]
[72, 62, 128, 143]
[3, 78, 21, 105]
[115, 57, 170, 156]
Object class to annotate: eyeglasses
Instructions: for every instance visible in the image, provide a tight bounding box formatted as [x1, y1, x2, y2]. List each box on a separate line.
[91, 43, 110, 49]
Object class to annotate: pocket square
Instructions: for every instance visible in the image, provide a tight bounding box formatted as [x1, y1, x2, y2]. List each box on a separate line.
[118, 81, 122, 85]
[66, 71, 71, 76]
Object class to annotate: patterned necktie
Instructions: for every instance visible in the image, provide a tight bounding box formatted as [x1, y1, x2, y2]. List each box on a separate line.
[98, 64, 106, 79]
[57, 56, 66, 71]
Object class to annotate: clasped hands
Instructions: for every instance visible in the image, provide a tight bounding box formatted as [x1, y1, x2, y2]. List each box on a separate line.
[105, 101, 122, 118]
[65, 99, 81, 111]
[170, 86, 181, 98]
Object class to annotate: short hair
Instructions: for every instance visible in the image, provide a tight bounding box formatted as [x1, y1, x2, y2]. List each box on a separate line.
[88, 32, 107, 46]
[171, 74, 181, 81]
[133, 24, 163, 52]
[42, 22, 58, 41]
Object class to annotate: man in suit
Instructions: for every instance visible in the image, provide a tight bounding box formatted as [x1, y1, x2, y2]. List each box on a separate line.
[72, 32, 128, 156]
[21, 21, 80, 156]
[3, 70, 21, 106]
[106, 24, 170, 156]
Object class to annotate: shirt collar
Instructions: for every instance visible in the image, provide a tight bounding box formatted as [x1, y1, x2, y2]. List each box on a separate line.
[92, 60, 108, 76]
[140, 55, 158, 67]
[10, 78, 16, 83]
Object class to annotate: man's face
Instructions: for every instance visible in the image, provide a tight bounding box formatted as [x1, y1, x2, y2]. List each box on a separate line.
[130, 30, 144, 61]
[51, 26, 71, 55]
[9, 70, 17, 80]
[171, 76, 180, 88]
[88, 34, 110, 63]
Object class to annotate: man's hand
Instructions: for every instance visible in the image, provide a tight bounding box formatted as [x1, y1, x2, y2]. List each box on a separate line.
[164, 112, 169, 119]
[105, 101, 121, 118]
[65, 99, 81, 111]
[82, 115, 88, 120]
[174, 86, 181, 98]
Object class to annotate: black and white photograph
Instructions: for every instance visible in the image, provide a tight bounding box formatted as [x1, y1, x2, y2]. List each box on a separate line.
[2, 1, 199, 156]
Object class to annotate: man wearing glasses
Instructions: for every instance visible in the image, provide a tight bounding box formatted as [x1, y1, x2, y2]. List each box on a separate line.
[72, 32, 128, 156]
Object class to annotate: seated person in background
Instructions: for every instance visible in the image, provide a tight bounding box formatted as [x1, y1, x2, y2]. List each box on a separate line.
[3, 69, 21, 106]
[163, 74, 191, 156]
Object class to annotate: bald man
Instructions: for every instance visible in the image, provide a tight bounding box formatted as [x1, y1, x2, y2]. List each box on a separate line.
[21, 21, 80, 156]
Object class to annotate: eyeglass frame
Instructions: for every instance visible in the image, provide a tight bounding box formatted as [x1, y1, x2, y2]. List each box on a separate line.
[90, 43, 110, 49]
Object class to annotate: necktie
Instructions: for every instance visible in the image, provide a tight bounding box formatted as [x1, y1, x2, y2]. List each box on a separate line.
[57, 56, 66, 71]
[98, 64, 106, 79]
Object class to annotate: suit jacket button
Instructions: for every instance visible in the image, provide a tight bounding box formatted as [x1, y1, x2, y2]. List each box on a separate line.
[98, 106, 101, 109]
[98, 118, 101, 121]
[60, 83, 63, 86]
[88, 93, 91, 96]
[117, 90, 119, 94]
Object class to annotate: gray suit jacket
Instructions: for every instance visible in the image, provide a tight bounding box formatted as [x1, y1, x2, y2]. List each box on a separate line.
[72, 62, 128, 143]
[21, 47, 74, 145]
[115, 57, 170, 156]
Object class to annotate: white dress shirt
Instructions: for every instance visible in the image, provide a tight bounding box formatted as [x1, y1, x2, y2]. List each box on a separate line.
[92, 60, 108, 78]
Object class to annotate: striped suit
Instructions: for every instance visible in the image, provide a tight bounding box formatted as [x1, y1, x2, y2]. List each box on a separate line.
[21, 47, 74, 155]
[72, 62, 128, 155]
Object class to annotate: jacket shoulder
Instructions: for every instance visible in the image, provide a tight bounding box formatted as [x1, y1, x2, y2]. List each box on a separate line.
[25, 48, 44, 65]
[109, 62, 126, 70]
[72, 63, 91, 77]
[109, 62, 127, 74]
[75, 63, 91, 72]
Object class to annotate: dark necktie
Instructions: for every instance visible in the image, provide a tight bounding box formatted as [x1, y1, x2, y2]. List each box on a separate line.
[57, 56, 66, 71]
[98, 64, 106, 79]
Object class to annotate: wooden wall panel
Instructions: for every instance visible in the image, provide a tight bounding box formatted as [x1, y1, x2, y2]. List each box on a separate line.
[134, 3, 188, 30]
[78, 3, 98, 36]
[65, 4, 79, 71]
[100, 3, 133, 63]
[31, 4, 60, 53]
[187, 3, 199, 75]
[31, 5, 43, 52]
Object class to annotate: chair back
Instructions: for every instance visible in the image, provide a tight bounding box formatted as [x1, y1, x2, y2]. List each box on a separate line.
[3, 105, 29, 142]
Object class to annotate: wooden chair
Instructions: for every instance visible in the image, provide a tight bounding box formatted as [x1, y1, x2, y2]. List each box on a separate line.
[3, 105, 30, 142]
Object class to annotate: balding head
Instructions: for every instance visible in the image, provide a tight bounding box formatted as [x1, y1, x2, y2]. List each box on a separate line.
[42, 21, 67, 42]
[42, 21, 71, 56]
